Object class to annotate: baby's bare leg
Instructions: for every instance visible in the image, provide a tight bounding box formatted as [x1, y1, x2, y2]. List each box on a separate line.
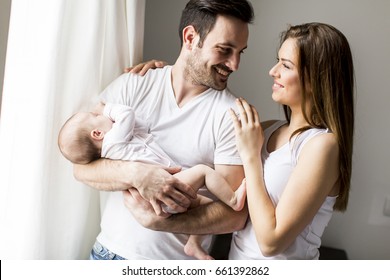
[174, 164, 246, 211]
[175, 166, 246, 259]
[184, 235, 214, 260]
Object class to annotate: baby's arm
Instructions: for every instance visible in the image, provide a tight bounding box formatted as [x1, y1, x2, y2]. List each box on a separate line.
[103, 103, 136, 143]
[91, 101, 105, 115]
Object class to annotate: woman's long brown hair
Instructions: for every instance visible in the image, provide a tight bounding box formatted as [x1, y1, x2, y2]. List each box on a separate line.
[281, 23, 355, 211]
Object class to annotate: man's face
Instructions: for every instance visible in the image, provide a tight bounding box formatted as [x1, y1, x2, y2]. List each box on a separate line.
[185, 15, 249, 91]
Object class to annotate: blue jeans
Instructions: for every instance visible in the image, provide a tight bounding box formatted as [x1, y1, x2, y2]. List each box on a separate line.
[89, 240, 126, 260]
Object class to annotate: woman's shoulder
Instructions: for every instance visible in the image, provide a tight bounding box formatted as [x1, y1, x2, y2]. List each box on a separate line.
[299, 131, 339, 160]
[306, 132, 338, 150]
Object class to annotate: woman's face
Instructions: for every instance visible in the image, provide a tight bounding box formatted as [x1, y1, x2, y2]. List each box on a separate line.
[268, 38, 303, 109]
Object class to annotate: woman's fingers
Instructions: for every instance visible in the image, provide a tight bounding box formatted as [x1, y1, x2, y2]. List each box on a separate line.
[231, 98, 260, 133]
[240, 98, 254, 124]
[235, 98, 247, 124]
[229, 108, 241, 130]
[252, 105, 260, 125]
[236, 97, 258, 127]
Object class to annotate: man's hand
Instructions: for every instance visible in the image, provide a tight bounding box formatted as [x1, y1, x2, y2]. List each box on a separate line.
[133, 163, 197, 214]
[123, 188, 169, 228]
[124, 60, 167, 76]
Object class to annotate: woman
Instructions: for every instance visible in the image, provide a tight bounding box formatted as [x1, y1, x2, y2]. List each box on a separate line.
[228, 22, 354, 259]
[126, 22, 354, 259]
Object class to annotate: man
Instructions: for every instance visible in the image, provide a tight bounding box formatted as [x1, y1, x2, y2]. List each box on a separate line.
[73, 0, 254, 260]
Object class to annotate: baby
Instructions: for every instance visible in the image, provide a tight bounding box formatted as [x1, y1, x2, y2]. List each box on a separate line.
[58, 102, 246, 260]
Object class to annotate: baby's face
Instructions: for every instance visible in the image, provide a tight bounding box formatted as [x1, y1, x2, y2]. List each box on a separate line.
[78, 112, 113, 132]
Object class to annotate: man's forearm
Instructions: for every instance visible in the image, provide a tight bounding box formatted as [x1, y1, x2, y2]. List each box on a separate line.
[152, 200, 248, 235]
[153, 164, 247, 235]
[73, 158, 137, 191]
[74, 159, 195, 212]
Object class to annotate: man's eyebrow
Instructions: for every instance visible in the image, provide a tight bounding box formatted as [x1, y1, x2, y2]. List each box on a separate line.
[217, 43, 248, 51]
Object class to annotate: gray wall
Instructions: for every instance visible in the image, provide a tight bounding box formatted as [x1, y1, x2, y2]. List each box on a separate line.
[144, 0, 390, 260]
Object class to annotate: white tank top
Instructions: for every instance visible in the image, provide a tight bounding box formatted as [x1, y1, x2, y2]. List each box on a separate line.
[229, 120, 337, 259]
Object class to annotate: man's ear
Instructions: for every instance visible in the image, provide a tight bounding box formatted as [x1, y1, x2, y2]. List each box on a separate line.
[91, 129, 105, 140]
[182, 25, 198, 50]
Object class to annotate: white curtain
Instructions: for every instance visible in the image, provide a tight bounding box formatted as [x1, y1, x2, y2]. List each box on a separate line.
[0, 0, 145, 259]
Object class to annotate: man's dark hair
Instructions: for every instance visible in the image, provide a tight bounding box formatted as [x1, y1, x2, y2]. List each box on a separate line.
[179, 0, 254, 47]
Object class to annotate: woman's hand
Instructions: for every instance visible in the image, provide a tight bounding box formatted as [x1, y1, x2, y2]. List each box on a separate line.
[124, 59, 167, 76]
[229, 98, 264, 161]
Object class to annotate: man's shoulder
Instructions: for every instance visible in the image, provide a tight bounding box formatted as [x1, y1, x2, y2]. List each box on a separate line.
[121, 66, 171, 97]
[105, 66, 171, 88]
[140, 65, 171, 79]
[206, 87, 238, 107]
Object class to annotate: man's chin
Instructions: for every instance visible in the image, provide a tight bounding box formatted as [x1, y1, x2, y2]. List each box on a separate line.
[214, 82, 228, 91]
[208, 79, 227, 91]
[203, 76, 228, 91]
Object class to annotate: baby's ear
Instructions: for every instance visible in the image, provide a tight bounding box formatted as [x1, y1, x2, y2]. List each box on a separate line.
[91, 129, 105, 140]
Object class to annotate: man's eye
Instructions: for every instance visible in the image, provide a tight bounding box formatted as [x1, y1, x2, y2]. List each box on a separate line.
[219, 47, 229, 54]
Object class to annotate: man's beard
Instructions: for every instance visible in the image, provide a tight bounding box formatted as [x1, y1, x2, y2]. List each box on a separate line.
[185, 51, 228, 91]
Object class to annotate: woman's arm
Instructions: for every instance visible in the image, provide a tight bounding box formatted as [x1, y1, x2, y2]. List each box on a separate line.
[230, 98, 340, 256]
[246, 134, 339, 256]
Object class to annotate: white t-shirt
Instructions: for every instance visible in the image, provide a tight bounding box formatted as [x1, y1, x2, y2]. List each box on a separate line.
[97, 66, 242, 259]
[229, 120, 336, 260]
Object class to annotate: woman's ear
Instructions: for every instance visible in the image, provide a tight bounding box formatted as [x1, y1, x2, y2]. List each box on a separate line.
[91, 129, 105, 140]
[182, 25, 198, 50]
